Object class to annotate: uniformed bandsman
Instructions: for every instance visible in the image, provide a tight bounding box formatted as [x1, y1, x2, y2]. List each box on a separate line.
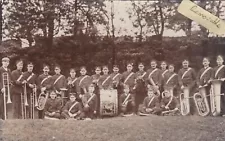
[98, 65, 113, 90]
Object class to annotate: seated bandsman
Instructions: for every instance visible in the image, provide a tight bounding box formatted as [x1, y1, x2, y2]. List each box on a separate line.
[44, 90, 62, 120]
[81, 84, 98, 120]
[160, 89, 179, 116]
[61, 93, 82, 120]
[119, 84, 135, 116]
[138, 86, 160, 115]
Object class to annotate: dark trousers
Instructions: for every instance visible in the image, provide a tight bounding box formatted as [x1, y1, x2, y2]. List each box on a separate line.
[83, 107, 95, 119]
[120, 100, 135, 114]
[220, 82, 225, 115]
[12, 94, 22, 119]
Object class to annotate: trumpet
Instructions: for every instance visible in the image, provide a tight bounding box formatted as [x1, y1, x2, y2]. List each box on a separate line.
[21, 82, 29, 119]
[36, 89, 49, 111]
[2, 72, 12, 120]
[30, 84, 38, 119]
[210, 79, 224, 116]
[180, 87, 190, 116]
[193, 85, 210, 116]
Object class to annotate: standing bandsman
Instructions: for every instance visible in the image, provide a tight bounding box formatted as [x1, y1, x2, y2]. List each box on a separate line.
[120, 63, 136, 93]
[110, 65, 121, 90]
[163, 64, 178, 97]
[146, 60, 162, 96]
[11, 59, 24, 119]
[98, 65, 113, 90]
[37, 64, 52, 119]
[161, 61, 169, 79]
[134, 62, 147, 113]
[0, 57, 12, 119]
[76, 66, 92, 98]
[51, 65, 67, 103]
[67, 68, 78, 95]
[20, 62, 37, 119]
[91, 66, 101, 86]
[178, 59, 196, 114]
[196, 58, 213, 107]
[211, 55, 225, 116]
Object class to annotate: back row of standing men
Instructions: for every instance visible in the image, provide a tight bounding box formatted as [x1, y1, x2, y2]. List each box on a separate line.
[0, 55, 224, 119]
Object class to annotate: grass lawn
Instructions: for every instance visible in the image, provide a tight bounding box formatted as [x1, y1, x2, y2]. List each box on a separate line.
[1, 115, 225, 141]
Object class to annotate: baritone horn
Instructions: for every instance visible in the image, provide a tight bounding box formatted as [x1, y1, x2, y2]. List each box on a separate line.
[2, 72, 12, 120]
[161, 87, 174, 98]
[193, 85, 210, 116]
[180, 87, 190, 116]
[210, 79, 224, 116]
[36, 89, 49, 111]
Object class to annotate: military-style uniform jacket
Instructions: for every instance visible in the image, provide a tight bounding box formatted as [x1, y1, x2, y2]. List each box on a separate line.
[11, 69, 23, 94]
[211, 65, 225, 79]
[50, 74, 67, 92]
[98, 74, 113, 90]
[119, 93, 135, 107]
[91, 74, 101, 85]
[62, 100, 82, 114]
[82, 93, 97, 111]
[120, 71, 136, 90]
[37, 73, 52, 91]
[20, 71, 37, 94]
[110, 72, 121, 88]
[142, 95, 160, 109]
[146, 68, 162, 87]
[161, 69, 169, 79]
[160, 96, 178, 110]
[44, 98, 62, 114]
[163, 72, 178, 89]
[197, 67, 213, 87]
[76, 75, 92, 95]
[67, 76, 78, 94]
[178, 67, 196, 88]
[0, 67, 11, 90]
[135, 70, 147, 84]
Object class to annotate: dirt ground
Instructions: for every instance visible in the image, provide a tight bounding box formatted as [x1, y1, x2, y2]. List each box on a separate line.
[0, 115, 225, 141]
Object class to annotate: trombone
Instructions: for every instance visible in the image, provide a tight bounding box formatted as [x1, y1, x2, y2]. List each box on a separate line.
[21, 82, 29, 119]
[2, 72, 12, 120]
[30, 84, 38, 119]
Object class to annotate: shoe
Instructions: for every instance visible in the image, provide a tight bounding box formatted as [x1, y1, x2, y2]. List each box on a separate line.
[85, 118, 92, 120]
[222, 114, 225, 117]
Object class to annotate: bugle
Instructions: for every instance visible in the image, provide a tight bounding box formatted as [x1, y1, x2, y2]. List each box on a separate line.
[21, 82, 29, 119]
[210, 79, 224, 116]
[193, 85, 210, 116]
[2, 72, 12, 120]
[180, 87, 190, 116]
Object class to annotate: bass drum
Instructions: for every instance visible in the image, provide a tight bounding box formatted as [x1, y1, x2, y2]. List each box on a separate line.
[99, 89, 118, 117]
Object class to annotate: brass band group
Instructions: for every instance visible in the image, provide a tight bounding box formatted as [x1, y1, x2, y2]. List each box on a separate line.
[0, 55, 225, 120]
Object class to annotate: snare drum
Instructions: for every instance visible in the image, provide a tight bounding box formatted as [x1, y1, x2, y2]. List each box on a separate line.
[99, 89, 118, 117]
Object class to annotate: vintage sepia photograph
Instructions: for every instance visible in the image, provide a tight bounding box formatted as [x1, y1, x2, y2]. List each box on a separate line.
[0, 0, 225, 140]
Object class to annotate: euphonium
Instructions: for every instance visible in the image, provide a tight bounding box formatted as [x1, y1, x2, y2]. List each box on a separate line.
[193, 85, 210, 116]
[36, 90, 49, 111]
[210, 79, 223, 116]
[2, 72, 12, 120]
[180, 87, 190, 116]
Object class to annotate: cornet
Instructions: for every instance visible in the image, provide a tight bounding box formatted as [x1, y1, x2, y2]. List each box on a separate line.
[193, 85, 210, 116]
[2, 72, 12, 120]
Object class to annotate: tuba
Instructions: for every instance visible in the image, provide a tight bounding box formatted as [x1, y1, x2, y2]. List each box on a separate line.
[180, 87, 190, 116]
[210, 79, 224, 116]
[193, 85, 210, 116]
[36, 90, 49, 111]
[2, 72, 12, 120]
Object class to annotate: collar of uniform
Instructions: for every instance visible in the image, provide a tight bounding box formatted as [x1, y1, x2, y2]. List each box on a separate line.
[204, 66, 209, 69]
[3, 67, 7, 71]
